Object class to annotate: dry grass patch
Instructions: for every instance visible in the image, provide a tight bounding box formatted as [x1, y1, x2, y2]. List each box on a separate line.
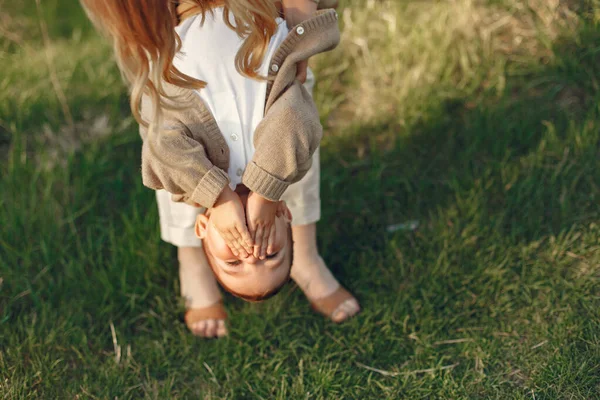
[314, 0, 579, 128]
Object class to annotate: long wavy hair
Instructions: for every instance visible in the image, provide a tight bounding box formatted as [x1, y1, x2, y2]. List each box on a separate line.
[81, 0, 278, 160]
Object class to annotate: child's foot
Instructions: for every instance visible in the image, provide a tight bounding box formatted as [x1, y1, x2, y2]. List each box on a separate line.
[184, 301, 227, 338]
[292, 254, 360, 322]
[178, 247, 227, 338]
[290, 225, 360, 323]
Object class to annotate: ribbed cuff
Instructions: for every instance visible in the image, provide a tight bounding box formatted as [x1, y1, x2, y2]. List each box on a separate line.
[242, 162, 290, 201]
[190, 166, 230, 208]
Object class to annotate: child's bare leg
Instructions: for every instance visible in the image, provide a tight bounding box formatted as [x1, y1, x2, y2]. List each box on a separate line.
[178, 246, 227, 337]
[290, 223, 360, 322]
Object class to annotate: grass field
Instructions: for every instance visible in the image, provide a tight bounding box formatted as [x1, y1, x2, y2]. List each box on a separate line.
[1, 0, 600, 398]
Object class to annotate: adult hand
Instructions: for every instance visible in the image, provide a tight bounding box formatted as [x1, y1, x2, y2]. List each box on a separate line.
[210, 187, 254, 258]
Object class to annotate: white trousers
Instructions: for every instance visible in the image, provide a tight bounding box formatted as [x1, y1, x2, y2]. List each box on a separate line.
[156, 69, 320, 248]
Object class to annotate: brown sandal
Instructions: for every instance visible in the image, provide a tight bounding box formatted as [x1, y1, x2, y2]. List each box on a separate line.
[184, 301, 228, 337]
[310, 286, 360, 323]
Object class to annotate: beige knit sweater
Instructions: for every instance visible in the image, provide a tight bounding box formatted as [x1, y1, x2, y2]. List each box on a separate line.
[139, 9, 340, 209]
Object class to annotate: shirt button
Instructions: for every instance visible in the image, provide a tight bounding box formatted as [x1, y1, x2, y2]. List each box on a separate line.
[271, 63, 279, 73]
[296, 26, 305, 35]
[236, 168, 243, 177]
[230, 133, 238, 141]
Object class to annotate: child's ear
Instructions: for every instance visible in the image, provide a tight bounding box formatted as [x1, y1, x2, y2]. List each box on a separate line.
[195, 214, 209, 239]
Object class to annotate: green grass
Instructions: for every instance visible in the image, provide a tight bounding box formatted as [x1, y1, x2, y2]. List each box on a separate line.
[1, 0, 600, 398]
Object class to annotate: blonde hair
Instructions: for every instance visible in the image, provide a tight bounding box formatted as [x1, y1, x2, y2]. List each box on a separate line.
[81, 0, 278, 162]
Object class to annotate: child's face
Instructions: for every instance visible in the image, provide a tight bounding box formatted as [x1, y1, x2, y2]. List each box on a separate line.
[195, 195, 292, 301]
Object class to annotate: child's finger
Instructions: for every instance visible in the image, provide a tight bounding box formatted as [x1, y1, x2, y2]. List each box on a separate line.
[229, 229, 249, 258]
[246, 224, 258, 253]
[226, 229, 249, 258]
[221, 230, 240, 257]
[266, 224, 276, 257]
[276, 201, 292, 222]
[277, 201, 286, 217]
[253, 225, 264, 259]
[260, 226, 270, 259]
[236, 224, 254, 251]
[275, 202, 284, 218]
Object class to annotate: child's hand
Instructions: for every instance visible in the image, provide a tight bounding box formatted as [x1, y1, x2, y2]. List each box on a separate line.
[246, 193, 283, 259]
[276, 200, 292, 222]
[211, 187, 254, 258]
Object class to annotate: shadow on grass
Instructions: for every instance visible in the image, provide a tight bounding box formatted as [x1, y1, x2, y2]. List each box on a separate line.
[318, 17, 600, 275]
[302, 15, 600, 384]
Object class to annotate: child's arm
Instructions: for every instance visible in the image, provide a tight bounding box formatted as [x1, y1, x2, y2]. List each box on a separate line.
[140, 124, 228, 208]
[139, 99, 254, 256]
[242, 9, 340, 256]
[242, 83, 321, 200]
[243, 9, 340, 199]
[141, 128, 254, 257]
[242, 83, 321, 258]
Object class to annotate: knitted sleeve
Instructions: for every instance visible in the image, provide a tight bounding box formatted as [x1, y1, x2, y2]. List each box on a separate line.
[139, 98, 229, 209]
[242, 81, 322, 201]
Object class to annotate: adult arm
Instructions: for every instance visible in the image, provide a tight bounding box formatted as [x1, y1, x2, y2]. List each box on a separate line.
[281, 0, 319, 82]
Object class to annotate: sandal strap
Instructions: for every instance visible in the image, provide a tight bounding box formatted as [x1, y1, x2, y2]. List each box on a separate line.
[310, 286, 354, 319]
[184, 301, 227, 330]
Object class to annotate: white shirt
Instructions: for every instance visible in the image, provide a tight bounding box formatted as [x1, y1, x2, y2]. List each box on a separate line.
[174, 9, 289, 189]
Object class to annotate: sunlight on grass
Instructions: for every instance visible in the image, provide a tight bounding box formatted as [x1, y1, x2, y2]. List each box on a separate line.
[314, 0, 578, 128]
